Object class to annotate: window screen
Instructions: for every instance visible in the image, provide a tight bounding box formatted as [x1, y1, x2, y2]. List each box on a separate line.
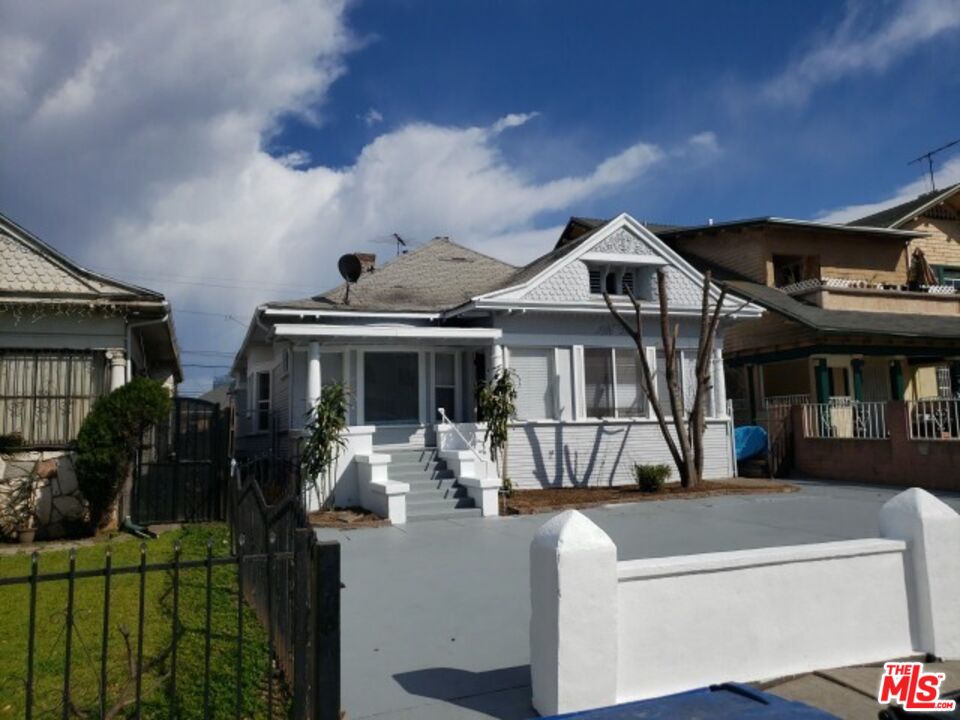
[364, 352, 419, 424]
[510, 348, 555, 420]
[584, 348, 613, 417]
[615, 349, 647, 416]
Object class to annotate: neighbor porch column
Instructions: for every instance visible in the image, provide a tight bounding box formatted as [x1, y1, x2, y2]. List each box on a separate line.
[490, 344, 504, 379]
[106, 349, 127, 390]
[307, 341, 322, 415]
[713, 347, 727, 417]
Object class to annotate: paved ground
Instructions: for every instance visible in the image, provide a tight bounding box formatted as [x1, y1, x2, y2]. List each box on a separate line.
[315, 481, 960, 720]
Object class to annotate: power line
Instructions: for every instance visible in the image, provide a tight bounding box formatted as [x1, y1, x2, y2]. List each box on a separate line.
[908, 137, 960, 192]
[89, 265, 318, 294]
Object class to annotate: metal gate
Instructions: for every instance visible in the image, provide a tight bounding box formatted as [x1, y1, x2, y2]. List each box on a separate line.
[133, 397, 230, 524]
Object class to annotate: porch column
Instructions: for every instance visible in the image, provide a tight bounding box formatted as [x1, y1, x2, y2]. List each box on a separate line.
[106, 349, 127, 390]
[851, 358, 864, 401]
[307, 341, 322, 415]
[490, 344, 504, 379]
[711, 348, 727, 416]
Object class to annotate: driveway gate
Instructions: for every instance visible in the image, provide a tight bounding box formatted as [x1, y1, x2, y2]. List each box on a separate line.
[133, 397, 230, 524]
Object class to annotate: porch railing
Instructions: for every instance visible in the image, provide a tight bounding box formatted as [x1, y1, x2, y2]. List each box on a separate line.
[907, 399, 960, 441]
[436, 407, 489, 465]
[762, 394, 810, 408]
[801, 400, 889, 440]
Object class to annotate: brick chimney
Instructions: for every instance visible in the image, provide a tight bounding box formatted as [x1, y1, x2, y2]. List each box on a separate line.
[355, 253, 376, 274]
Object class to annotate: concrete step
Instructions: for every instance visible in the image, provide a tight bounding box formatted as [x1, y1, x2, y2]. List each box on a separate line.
[406, 507, 483, 522]
[390, 467, 454, 481]
[405, 495, 476, 511]
[406, 484, 469, 500]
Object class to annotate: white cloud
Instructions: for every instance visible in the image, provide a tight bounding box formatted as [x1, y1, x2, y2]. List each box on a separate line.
[816, 153, 960, 223]
[0, 1, 719, 375]
[763, 0, 960, 105]
[360, 107, 383, 126]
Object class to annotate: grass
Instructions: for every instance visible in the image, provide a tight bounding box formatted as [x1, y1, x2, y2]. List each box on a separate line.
[0, 524, 281, 719]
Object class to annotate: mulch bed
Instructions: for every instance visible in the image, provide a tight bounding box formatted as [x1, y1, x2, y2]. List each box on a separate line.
[308, 506, 390, 528]
[502, 478, 797, 515]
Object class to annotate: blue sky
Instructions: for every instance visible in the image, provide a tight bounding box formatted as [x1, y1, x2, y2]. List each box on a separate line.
[1, 0, 959, 394]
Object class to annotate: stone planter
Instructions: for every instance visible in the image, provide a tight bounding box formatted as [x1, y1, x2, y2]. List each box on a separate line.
[17, 527, 36, 544]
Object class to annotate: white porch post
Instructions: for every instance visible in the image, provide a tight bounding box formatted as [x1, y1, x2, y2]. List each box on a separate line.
[491, 344, 504, 379]
[107, 350, 127, 390]
[307, 341, 322, 415]
[713, 347, 727, 417]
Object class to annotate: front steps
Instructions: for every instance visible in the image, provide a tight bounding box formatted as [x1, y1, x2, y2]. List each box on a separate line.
[386, 447, 481, 521]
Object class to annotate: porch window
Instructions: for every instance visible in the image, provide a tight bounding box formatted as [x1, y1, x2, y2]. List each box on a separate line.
[435, 353, 456, 418]
[584, 348, 648, 418]
[0, 350, 107, 446]
[510, 348, 556, 420]
[364, 352, 419, 424]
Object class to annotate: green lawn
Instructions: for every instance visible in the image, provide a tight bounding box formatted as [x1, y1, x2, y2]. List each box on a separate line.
[0, 524, 282, 719]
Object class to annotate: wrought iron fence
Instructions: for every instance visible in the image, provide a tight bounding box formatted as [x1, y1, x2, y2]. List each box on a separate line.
[908, 398, 960, 441]
[801, 400, 889, 440]
[762, 394, 809, 408]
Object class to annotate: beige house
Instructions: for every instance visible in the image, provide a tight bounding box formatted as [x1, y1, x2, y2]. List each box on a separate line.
[655, 185, 960, 423]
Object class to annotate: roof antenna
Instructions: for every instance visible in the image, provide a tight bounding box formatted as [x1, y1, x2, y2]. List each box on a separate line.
[908, 137, 960, 192]
[392, 233, 408, 257]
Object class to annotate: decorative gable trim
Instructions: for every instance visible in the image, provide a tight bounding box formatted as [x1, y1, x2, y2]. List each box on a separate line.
[470, 213, 746, 312]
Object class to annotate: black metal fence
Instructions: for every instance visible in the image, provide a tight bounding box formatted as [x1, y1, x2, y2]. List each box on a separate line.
[0, 456, 340, 720]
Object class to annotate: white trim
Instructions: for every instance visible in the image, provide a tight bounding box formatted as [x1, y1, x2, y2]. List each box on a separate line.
[581, 252, 667, 266]
[468, 299, 762, 318]
[263, 308, 440, 320]
[273, 324, 502, 340]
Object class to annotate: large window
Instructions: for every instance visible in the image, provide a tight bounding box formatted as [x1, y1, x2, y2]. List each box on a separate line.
[364, 352, 419, 424]
[434, 353, 456, 419]
[584, 348, 648, 418]
[654, 350, 710, 416]
[0, 350, 107, 446]
[510, 348, 556, 421]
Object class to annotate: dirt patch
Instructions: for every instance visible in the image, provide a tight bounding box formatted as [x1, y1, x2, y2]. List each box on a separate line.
[308, 506, 390, 529]
[502, 478, 796, 515]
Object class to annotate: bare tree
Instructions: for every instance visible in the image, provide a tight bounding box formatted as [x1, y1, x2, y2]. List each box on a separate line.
[603, 269, 727, 488]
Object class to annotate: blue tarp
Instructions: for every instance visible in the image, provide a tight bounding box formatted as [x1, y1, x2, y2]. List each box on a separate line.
[544, 683, 838, 719]
[735, 425, 768, 462]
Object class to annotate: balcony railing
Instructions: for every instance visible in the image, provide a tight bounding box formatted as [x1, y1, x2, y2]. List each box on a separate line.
[801, 400, 889, 440]
[762, 394, 810, 408]
[907, 399, 960, 441]
[779, 276, 958, 296]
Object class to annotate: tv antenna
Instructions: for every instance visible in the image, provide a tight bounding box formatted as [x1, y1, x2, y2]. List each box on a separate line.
[392, 233, 408, 256]
[908, 137, 960, 192]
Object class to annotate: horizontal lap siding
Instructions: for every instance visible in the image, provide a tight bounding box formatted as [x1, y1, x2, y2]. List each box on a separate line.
[506, 421, 731, 488]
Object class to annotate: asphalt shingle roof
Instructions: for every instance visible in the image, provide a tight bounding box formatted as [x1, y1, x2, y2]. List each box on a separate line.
[847, 183, 960, 229]
[724, 279, 960, 340]
[267, 238, 518, 313]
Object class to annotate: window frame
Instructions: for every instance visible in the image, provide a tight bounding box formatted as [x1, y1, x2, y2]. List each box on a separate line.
[582, 347, 649, 420]
[255, 370, 271, 432]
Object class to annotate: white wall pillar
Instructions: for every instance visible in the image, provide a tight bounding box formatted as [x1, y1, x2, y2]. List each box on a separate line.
[107, 350, 127, 390]
[490, 344, 504, 380]
[307, 341, 322, 415]
[879, 488, 960, 659]
[530, 510, 618, 716]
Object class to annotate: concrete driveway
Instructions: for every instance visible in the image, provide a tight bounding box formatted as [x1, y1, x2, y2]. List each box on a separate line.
[315, 481, 960, 720]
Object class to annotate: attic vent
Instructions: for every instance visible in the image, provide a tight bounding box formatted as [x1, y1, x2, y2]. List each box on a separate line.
[621, 271, 635, 296]
[588, 268, 602, 294]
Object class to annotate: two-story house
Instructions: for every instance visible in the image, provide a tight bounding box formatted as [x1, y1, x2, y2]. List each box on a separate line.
[656, 187, 960, 424]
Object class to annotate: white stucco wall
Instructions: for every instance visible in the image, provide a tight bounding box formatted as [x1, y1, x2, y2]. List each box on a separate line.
[529, 490, 960, 716]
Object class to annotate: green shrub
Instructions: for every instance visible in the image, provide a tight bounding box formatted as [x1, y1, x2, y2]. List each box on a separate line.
[75, 377, 171, 528]
[633, 463, 671, 493]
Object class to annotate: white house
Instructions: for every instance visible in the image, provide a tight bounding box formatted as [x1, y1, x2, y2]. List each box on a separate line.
[231, 214, 761, 521]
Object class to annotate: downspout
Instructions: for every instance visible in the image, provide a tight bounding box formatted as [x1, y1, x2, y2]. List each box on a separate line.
[126, 312, 170, 383]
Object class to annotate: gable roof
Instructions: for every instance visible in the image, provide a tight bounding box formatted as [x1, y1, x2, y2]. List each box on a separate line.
[0, 212, 164, 301]
[847, 183, 960, 229]
[724, 279, 960, 339]
[265, 238, 517, 313]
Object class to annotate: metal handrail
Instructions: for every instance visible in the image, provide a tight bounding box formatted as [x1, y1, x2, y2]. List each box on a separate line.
[436, 407, 489, 465]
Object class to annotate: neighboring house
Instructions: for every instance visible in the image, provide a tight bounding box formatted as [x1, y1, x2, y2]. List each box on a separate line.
[657, 209, 960, 424]
[231, 214, 760, 520]
[0, 212, 181, 538]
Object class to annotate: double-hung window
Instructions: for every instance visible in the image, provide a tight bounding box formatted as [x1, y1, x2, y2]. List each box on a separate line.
[510, 348, 556, 421]
[583, 348, 648, 418]
[256, 371, 271, 432]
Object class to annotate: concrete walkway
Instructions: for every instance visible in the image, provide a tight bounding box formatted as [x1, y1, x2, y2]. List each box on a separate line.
[315, 481, 960, 720]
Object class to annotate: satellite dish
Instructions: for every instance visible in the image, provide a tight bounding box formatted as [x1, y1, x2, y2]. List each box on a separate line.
[338, 254, 362, 283]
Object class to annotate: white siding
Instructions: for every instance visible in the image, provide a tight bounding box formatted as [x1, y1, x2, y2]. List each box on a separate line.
[506, 420, 732, 488]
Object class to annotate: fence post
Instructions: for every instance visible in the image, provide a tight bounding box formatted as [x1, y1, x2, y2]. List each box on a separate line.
[293, 528, 313, 719]
[312, 541, 341, 720]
